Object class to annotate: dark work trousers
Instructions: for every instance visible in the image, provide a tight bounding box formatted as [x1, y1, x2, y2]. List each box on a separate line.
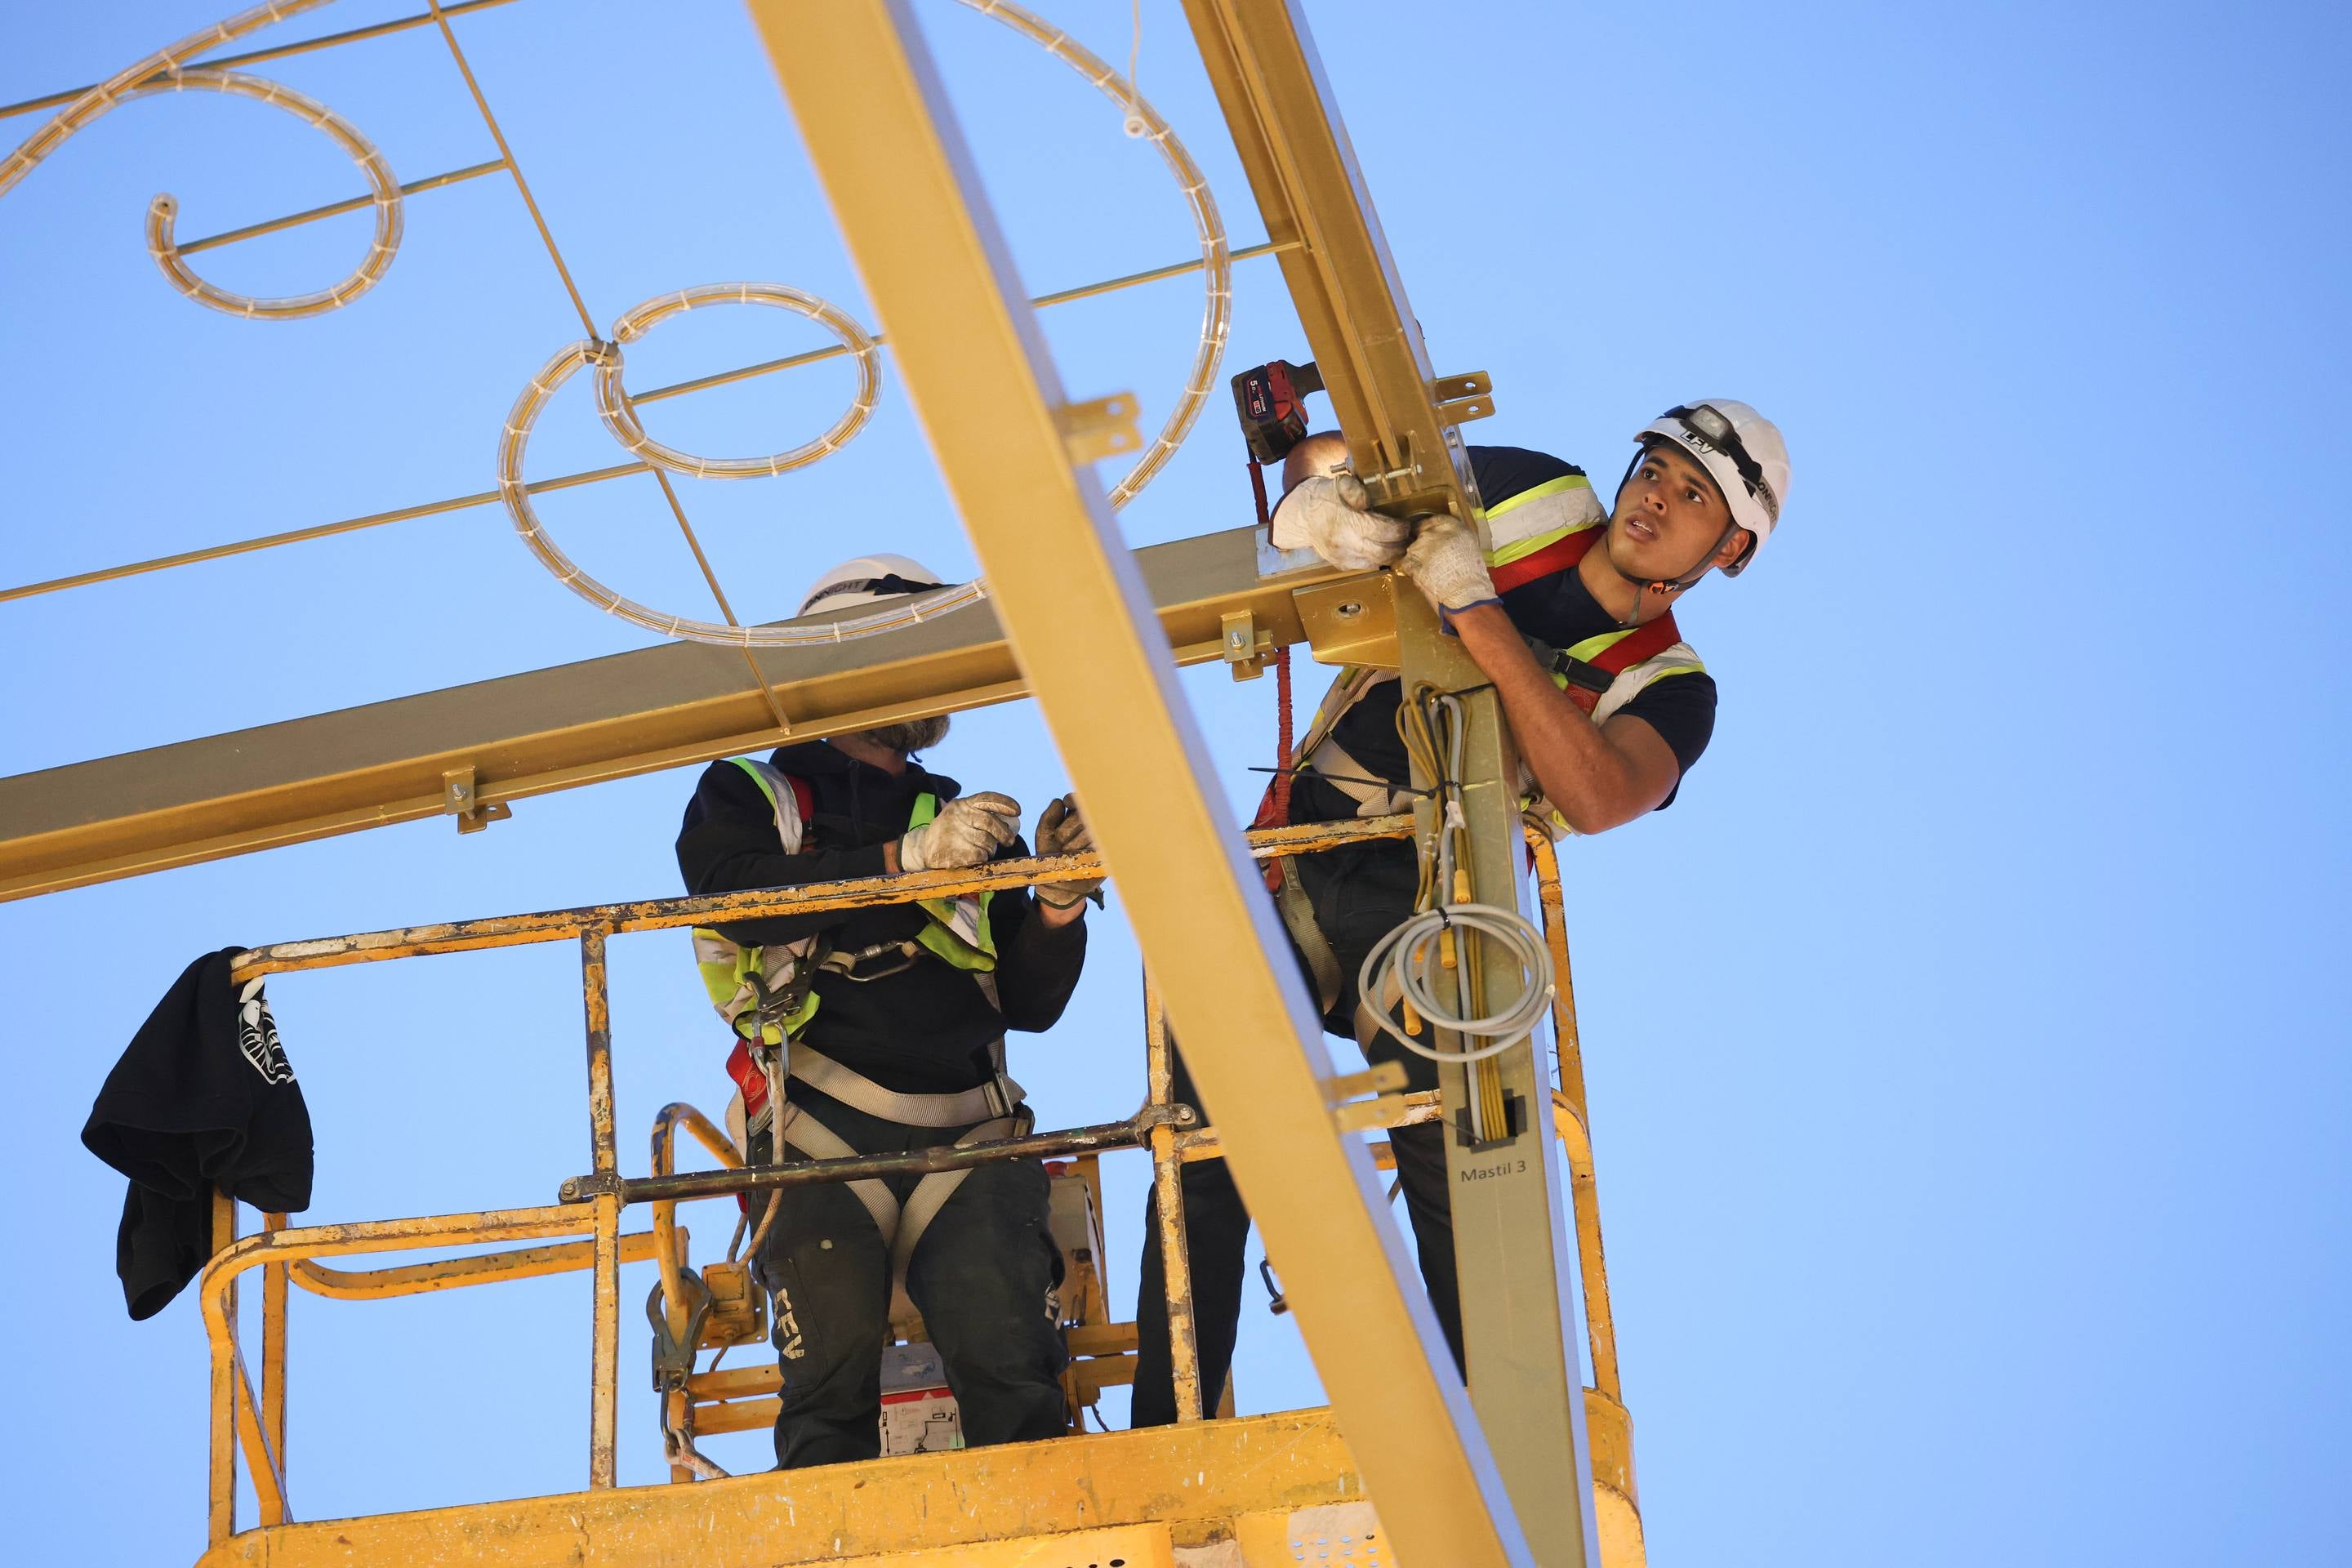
[1131, 837, 1464, 1427]
[747, 1082, 1069, 1468]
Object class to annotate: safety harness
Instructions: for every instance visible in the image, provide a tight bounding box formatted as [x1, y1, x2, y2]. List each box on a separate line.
[1252, 473, 1706, 1009]
[692, 757, 1027, 1316]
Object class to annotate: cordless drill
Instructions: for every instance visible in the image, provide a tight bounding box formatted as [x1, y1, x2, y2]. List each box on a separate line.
[1231, 358, 1323, 464]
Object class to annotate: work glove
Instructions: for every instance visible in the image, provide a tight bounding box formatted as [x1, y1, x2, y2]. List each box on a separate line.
[1032, 795, 1105, 909]
[1399, 514, 1502, 624]
[1269, 474, 1410, 570]
[898, 791, 1020, 873]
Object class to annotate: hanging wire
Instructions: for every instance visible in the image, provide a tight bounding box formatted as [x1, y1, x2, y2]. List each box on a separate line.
[1356, 688, 1554, 1067]
[1123, 0, 1147, 137]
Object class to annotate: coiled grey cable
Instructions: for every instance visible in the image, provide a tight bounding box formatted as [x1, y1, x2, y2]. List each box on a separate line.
[1357, 898, 1553, 1065]
[1358, 691, 1554, 1065]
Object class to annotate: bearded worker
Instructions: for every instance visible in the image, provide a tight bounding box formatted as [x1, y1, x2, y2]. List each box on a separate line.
[1132, 402, 1791, 1423]
[677, 555, 1102, 1468]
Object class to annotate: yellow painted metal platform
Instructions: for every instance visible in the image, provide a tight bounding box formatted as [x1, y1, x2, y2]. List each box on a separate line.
[197, 1408, 1367, 1567]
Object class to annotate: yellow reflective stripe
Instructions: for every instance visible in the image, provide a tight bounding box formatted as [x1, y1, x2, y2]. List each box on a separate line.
[1483, 473, 1590, 521]
[911, 791, 998, 970]
[1562, 626, 1638, 663]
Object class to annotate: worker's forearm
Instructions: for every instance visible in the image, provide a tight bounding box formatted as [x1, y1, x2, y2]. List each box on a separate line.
[1036, 895, 1086, 929]
[1449, 604, 1648, 834]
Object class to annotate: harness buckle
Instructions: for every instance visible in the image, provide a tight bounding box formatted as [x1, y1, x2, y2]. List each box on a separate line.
[1549, 652, 1615, 695]
[826, 939, 920, 983]
[646, 1271, 714, 1393]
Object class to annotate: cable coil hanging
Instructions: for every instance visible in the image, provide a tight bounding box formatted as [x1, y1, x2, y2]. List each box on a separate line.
[1357, 688, 1553, 1066]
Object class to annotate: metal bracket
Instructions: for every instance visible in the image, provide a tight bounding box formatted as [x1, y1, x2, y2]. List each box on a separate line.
[559, 1169, 626, 1204]
[1327, 1061, 1407, 1102]
[697, 1258, 769, 1349]
[1329, 1061, 1412, 1134]
[1291, 574, 1396, 669]
[1135, 1101, 1200, 1131]
[1219, 610, 1277, 681]
[1430, 370, 1495, 429]
[1058, 393, 1143, 466]
[441, 766, 511, 835]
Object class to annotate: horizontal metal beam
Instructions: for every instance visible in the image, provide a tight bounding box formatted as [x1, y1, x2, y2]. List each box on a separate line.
[0, 527, 1390, 902]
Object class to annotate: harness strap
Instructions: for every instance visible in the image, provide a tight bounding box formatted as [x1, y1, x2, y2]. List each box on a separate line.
[1300, 729, 1417, 817]
[787, 1040, 1024, 1127]
[1273, 854, 1344, 1015]
[774, 1100, 1027, 1327]
[1536, 612, 1686, 715]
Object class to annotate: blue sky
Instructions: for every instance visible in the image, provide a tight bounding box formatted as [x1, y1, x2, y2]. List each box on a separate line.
[2, 1, 2347, 1562]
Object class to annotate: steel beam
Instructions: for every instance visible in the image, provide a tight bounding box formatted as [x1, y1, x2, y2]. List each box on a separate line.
[1177, 0, 1486, 521]
[1176, 4, 1597, 1561]
[0, 528, 1389, 903]
[743, 2, 1527, 1563]
[1399, 595, 1603, 1567]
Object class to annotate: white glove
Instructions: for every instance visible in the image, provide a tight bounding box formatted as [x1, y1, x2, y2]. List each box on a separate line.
[1033, 795, 1103, 907]
[1269, 474, 1410, 569]
[898, 791, 1020, 872]
[1399, 515, 1500, 619]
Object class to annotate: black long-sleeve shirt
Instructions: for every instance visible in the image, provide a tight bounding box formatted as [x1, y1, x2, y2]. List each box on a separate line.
[676, 740, 1085, 1094]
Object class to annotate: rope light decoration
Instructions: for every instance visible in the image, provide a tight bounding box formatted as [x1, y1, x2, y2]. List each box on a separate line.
[590, 283, 882, 481]
[497, 285, 986, 650]
[3, 0, 1236, 649]
[1, 0, 405, 320]
[497, 0, 1234, 648]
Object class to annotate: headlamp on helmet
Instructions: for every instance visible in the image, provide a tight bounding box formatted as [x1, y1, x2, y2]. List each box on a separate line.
[1631, 399, 1791, 576]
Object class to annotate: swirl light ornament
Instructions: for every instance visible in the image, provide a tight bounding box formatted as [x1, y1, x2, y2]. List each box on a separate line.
[501, 0, 1232, 649]
[960, 0, 1232, 509]
[0, 0, 404, 321]
[498, 283, 981, 650]
[591, 283, 881, 481]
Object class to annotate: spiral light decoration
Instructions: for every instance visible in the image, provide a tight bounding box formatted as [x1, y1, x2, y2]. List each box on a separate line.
[500, 0, 1234, 649]
[590, 283, 882, 481]
[0, 0, 404, 320]
[960, 0, 1232, 509]
[499, 284, 975, 650]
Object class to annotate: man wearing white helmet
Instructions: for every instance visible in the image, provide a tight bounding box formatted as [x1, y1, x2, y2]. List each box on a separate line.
[676, 555, 1102, 1468]
[1132, 402, 1788, 1424]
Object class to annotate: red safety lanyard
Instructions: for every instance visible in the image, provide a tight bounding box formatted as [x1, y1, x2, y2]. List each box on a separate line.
[1493, 527, 1681, 713]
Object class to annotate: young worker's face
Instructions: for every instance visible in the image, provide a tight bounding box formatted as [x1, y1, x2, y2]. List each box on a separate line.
[1608, 442, 1745, 581]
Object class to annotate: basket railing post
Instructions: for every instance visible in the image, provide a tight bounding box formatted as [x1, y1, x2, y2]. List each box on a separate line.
[581, 925, 621, 1488]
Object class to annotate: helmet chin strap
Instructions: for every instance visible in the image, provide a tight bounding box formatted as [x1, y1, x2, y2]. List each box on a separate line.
[1604, 521, 1740, 623]
[1610, 443, 1738, 621]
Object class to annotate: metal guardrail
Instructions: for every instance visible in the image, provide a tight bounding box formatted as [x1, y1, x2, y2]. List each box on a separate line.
[195, 815, 1635, 1544]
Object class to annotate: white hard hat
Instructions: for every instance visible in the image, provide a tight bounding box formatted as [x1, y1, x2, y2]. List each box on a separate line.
[799, 554, 951, 616]
[1634, 400, 1789, 575]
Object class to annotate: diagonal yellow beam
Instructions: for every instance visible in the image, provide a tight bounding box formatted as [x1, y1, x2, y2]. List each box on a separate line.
[743, 2, 1529, 1563]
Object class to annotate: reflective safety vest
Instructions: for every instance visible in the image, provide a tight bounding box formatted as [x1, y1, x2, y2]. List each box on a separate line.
[1276, 473, 1707, 838]
[691, 759, 1000, 1048]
